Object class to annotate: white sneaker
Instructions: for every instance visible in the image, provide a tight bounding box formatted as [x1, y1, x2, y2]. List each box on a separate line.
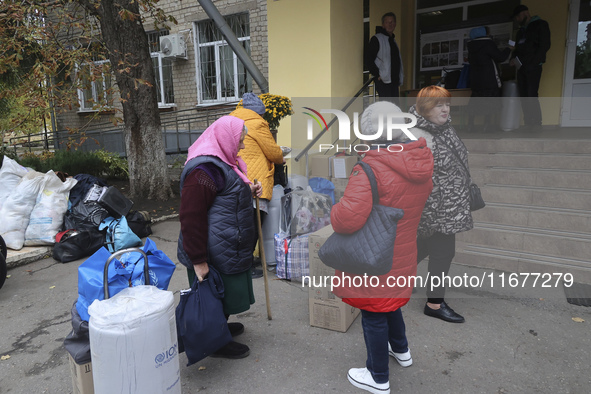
[347, 367, 390, 394]
[388, 343, 413, 367]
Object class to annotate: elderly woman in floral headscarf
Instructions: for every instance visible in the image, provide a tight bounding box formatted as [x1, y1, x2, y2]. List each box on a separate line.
[177, 115, 261, 359]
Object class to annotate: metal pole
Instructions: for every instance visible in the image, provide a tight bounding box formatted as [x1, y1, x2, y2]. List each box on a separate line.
[197, 0, 269, 93]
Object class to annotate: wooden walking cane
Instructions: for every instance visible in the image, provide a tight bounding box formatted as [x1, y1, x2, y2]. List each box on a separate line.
[254, 179, 272, 320]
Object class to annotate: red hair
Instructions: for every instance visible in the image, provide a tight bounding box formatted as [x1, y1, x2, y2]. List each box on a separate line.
[416, 86, 452, 116]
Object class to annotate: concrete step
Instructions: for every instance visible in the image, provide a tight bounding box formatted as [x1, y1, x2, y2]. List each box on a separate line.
[457, 222, 591, 261]
[472, 203, 591, 234]
[454, 242, 591, 284]
[481, 184, 591, 210]
[469, 152, 591, 171]
[463, 138, 591, 154]
[471, 167, 591, 190]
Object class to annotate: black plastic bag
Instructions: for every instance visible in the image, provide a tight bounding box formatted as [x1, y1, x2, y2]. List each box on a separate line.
[126, 210, 153, 238]
[63, 301, 91, 364]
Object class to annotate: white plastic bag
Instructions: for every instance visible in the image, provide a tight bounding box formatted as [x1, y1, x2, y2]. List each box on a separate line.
[89, 286, 181, 394]
[24, 171, 78, 246]
[280, 186, 332, 236]
[0, 156, 30, 211]
[0, 171, 47, 250]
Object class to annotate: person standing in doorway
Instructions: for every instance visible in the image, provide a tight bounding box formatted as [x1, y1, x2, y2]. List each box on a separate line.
[511, 5, 551, 130]
[467, 26, 511, 133]
[366, 12, 404, 101]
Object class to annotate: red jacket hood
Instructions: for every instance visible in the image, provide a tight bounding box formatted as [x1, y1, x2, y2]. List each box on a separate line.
[362, 138, 433, 184]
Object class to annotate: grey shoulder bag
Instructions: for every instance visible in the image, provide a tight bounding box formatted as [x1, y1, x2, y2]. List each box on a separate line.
[318, 161, 404, 276]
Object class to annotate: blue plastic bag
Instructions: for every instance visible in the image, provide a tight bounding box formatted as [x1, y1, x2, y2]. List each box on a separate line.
[75, 238, 176, 322]
[309, 177, 336, 204]
[129, 238, 176, 289]
[75, 247, 134, 321]
[176, 266, 232, 365]
[99, 216, 142, 252]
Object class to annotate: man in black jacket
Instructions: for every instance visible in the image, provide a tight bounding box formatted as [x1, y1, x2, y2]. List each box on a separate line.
[467, 26, 512, 132]
[511, 5, 551, 129]
[365, 12, 403, 100]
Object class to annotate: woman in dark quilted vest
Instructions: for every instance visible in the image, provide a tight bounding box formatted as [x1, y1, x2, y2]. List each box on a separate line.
[331, 101, 434, 394]
[177, 116, 262, 359]
[409, 86, 474, 323]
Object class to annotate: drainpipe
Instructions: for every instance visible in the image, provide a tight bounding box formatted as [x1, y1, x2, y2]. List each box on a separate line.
[197, 0, 269, 93]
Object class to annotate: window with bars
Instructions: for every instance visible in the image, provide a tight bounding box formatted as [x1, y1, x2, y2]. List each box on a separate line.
[147, 30, 176, 107]
[195, 13, 252, 103]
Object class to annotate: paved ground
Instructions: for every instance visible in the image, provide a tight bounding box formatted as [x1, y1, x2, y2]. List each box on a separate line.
[1, 218, 590, 394]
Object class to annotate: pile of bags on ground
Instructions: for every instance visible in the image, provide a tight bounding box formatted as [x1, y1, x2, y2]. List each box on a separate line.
[0, 156, 152, 263]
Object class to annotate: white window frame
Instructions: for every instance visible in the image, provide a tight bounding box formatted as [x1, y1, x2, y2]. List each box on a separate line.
[151, 51, 176, 108]
[77, 59, 113, 112]
[194, 15, 251, 105]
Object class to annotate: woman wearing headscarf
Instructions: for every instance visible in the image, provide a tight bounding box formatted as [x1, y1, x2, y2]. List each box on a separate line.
[331, 102, 433, 394]
[177, 115, 261, 359]
[409, 85, 474, 323]
[230, 93, 285, 277]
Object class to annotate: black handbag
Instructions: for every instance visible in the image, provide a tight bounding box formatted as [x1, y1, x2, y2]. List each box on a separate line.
[176, 266, 232, 366]
[434, 136, 485, 211]
[318, 162, 404, 276]
[274, 162, 288, 187]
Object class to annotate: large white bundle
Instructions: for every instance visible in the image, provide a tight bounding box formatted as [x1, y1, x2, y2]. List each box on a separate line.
[0, 156, 30, 211]
[0, 171, 47, 250]
[24, 171, 78, 246]
[88, 286, 181, 394]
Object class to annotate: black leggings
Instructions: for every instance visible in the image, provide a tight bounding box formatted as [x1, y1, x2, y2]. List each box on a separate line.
[417, 232, 456, 304]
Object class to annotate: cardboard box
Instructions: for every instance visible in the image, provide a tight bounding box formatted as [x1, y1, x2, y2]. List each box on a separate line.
[332, 155, 358, 178]
[68, 354, 94, 394]
[331, 177, 349, 203]
[307, 225, 360, 332]
[309, 154, 332, 178]
[309, 298, 361, 332]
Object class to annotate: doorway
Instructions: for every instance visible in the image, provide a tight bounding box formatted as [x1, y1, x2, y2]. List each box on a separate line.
[562, 0, 591, 126]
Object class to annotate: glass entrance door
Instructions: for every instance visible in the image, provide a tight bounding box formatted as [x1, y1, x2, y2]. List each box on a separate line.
[562, 0, 591, 126]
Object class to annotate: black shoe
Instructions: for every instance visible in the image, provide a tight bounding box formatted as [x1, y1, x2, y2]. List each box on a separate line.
[210, 341, 250, 359]
[251, 267, 263, 278]
[228, 322, 244, 337]
[424, 301, 465, 323]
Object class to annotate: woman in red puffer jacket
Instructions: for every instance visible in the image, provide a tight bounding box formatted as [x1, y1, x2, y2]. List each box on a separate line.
[331, 102, 433, 394]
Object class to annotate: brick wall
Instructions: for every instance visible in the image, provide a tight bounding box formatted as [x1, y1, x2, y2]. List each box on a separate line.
[55, 0, 268, 136]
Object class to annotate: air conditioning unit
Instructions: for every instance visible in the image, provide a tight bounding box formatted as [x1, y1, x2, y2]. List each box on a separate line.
[159, 34, 187, 58]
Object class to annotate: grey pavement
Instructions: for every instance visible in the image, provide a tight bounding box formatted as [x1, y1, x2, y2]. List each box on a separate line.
[1, 218, 590, 393]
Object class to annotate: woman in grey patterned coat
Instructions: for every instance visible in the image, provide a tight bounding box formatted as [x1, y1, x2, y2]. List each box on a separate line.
[409, 86, 474, 323]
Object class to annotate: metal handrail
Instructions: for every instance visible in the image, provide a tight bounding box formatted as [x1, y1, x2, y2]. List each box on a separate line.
[294, 76, 376, 162]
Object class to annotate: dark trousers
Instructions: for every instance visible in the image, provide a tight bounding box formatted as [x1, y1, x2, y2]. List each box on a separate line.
[517, 66, 543, 126]
[417, 232, 456, 304]
[375, 79, 399, 102]
[361, 309, 408, 384]
[252, 209, 267, 264]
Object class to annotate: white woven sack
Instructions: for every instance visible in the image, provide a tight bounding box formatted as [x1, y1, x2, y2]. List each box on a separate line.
[0, 171, 47, 250]
[25, 171, 78, 246]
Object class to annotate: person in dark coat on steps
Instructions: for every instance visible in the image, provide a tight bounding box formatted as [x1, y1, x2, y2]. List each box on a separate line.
[467, 26, 511, 133]
[510, 4, 551, 129]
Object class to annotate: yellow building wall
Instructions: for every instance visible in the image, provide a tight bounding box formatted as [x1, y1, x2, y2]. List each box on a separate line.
[267, 0, 365, 151]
